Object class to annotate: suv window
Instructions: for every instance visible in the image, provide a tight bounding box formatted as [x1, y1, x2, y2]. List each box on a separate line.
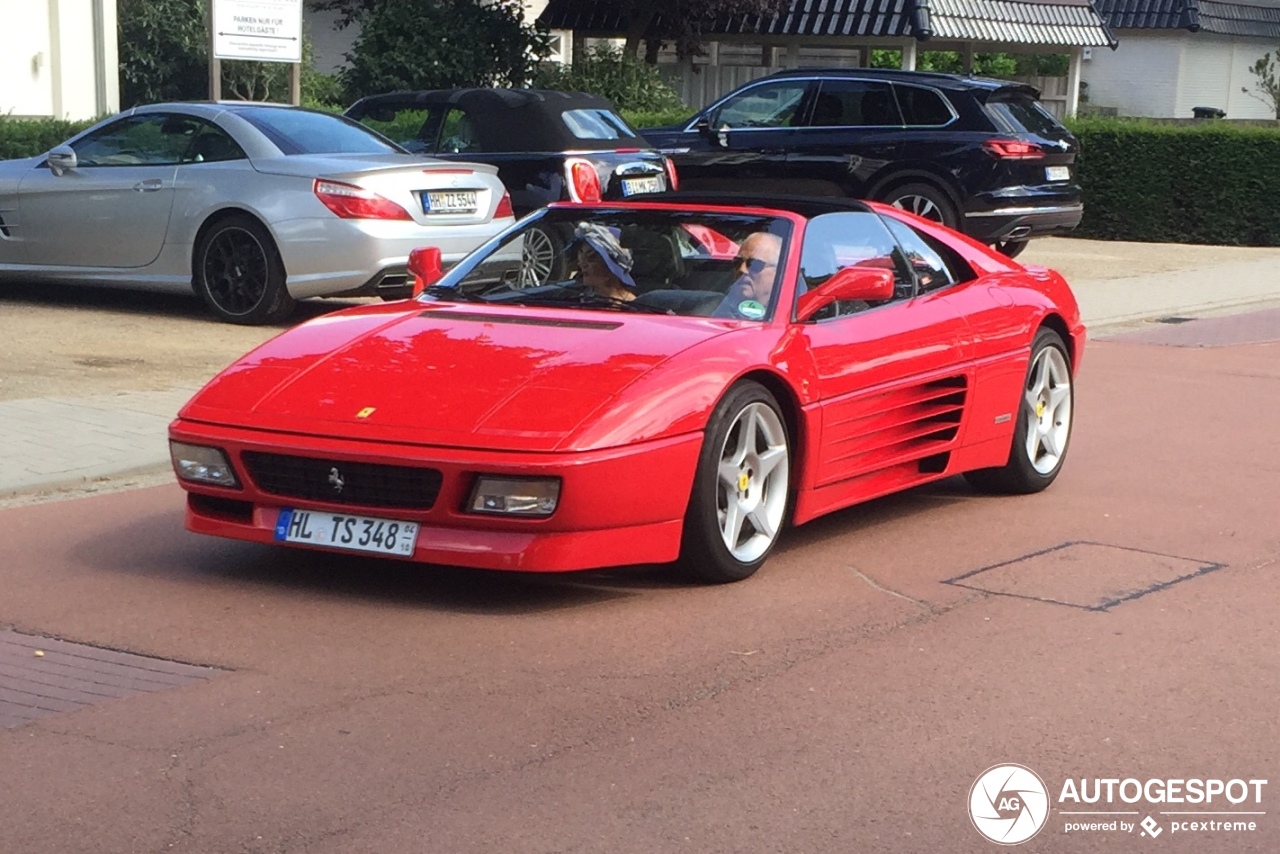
[711, 81, 808, 129]
[798, 212, 913, 318]
[985, 93, 1064, 137]
[809, 80, 901, 127]
[894, 85, 955, 126]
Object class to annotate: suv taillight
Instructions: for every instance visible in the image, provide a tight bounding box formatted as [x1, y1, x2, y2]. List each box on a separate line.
[982, 139, 1045, 160]
[314, 179, 411, 220]
[664, 156, 679, 191]
[565, 158, 602, 203]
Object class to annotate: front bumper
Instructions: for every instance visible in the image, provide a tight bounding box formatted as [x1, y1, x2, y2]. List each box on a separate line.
[170, 420, 701, 572]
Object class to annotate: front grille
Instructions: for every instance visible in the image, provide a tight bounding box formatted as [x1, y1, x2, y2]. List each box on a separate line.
[241, 452, 443, 510]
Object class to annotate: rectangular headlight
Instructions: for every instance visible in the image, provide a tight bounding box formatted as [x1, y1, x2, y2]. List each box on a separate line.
[169, 441, 240, 488]
[468, 476, 560, 517]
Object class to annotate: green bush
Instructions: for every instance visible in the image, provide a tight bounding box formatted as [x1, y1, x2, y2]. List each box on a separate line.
[535, 45, 686, 113]
[0, 116, 96, 160]
[340, 0, 549, 98]
[1067, 117, 1280, 245]
[622, 108, 696, 130]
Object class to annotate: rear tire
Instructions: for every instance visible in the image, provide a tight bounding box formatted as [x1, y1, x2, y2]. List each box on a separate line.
[993, 238, 1030, 259]
[965, 327, 1073, 494]
[884, 182, 959, 231]
[194, 214, 295, 325]
[518, 225, 566, 287]
[678, 381, 791, 583]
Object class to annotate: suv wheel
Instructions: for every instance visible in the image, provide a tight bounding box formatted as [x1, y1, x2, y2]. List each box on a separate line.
[993, 238, 1030, 259]
[886, 183, 959, 231]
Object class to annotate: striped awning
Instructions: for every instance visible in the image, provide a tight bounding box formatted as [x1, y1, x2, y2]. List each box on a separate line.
[918, 0, 1119, 45]
[538, 0, 1118, 46]
[1094, 0, 1280, 37]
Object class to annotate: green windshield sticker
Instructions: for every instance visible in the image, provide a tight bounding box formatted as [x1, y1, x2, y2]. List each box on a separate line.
[737, 300, 766, 319]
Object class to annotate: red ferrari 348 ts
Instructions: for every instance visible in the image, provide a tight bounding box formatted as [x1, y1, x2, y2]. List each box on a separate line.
[169, 194, 1083, 583]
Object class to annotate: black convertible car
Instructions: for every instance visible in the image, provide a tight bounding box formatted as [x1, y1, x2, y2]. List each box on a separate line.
[346, 89, 675, 284]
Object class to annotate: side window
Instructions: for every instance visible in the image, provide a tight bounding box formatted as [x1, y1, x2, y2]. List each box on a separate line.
[72, 114, 196, 166]
[894, 85, 956, 127]
[711, 81, 809, 129]
[182, 122, 246, 164]
[882, 216, 958, 293]
[808, 80, 901, 127]
[440, 108, 480, 153]
[797, 212, 913, 319]
[356, 107, 433, 153]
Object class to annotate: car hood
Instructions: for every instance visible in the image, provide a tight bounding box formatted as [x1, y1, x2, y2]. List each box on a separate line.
[180, 302, 734, 452]
[250, 153, 500, 180]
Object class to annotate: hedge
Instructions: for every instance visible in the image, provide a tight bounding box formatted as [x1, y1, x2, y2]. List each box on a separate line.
[0, 117, 96, 161]
[1065, 117, 1280, 245]
[5, 112, 1280, 246]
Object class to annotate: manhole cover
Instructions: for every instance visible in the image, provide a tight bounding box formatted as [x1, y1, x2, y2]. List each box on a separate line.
[0, 629, 218, 729]
[943, 542, 1222, 611]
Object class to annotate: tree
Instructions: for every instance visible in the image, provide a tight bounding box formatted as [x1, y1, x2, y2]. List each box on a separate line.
[339, 0, 551, 97]
[1242, 48, 1280, 119]
[118, 0, 208, 106]
[534, 44, 685, 111]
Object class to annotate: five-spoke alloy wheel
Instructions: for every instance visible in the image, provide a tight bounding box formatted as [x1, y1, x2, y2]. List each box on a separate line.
[966, 327, 1073, 494]
[681, 381, 791, 583]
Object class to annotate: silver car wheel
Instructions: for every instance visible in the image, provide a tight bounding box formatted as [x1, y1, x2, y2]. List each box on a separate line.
[1024, 345, 1072, 474]
[715, 402, 790, 563]
[518, 226, 558, 287]
[892, 194, 943, 222]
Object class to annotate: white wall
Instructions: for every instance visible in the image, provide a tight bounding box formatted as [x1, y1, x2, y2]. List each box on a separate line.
[0, 0, 118, 119]
[0, 0, 55, 117]
[1081, 31, 1184, 117]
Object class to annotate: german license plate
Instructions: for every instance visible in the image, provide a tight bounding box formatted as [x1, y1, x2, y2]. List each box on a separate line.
[274, 508, 418, 557]
[1045, 166, 1071, 182]
[423, 190, 477, 213]
[621, 176, 663, 196]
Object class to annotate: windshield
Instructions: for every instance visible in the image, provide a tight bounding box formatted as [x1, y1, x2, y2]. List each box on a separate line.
[237, 107, 405, 155]
[425, 207, 792, 321]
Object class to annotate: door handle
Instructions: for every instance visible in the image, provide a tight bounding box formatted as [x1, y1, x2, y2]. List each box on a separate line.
[133, 178, 164, 192]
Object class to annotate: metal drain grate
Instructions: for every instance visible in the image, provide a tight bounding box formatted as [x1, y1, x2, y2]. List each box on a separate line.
[0, 629, 218, 729]
[1154, 316, 1196, 324]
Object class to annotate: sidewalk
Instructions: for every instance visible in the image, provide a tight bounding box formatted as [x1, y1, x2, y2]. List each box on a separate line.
[3, 249, 1280, 500]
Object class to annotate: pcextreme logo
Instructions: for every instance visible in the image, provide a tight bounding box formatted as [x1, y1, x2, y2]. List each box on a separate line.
[969, 765, 1268, 845]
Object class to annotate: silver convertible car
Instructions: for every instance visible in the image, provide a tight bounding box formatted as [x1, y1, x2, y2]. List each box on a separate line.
[0, 102, 515, 324]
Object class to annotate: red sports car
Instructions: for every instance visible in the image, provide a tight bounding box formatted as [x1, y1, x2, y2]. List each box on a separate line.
[169, 195, 1082, 583]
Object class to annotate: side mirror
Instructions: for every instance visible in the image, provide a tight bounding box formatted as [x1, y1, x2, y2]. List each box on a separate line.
[795, 266, 895, 322]
[408, 246, 444, 297]
[694, 116, 713, 137]
[47, 145, 77, 176]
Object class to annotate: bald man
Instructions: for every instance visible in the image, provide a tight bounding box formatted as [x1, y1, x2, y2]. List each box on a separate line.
[712, 232, 783, 320]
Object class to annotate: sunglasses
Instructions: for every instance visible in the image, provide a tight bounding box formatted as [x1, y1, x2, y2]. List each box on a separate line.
[733, 256, 773, 275]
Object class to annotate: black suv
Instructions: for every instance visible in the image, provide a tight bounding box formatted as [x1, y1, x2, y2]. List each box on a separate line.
[640, 69, 1081, 257]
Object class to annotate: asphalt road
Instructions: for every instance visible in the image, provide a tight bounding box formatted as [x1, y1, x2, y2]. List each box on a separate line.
[1, 321, 1277, 853]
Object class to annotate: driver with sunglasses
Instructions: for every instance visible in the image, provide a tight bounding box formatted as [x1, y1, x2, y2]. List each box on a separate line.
[712, 232, 783, 320]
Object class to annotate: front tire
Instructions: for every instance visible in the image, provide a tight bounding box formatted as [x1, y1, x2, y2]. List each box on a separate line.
[679, 382, 791, 583]
[194, 214, 295, 325]
[965, 327, 1073, 494]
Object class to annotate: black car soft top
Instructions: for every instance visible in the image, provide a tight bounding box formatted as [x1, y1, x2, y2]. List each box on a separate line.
[346, 88, 640, 152]
[558, 192, 876, 219]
